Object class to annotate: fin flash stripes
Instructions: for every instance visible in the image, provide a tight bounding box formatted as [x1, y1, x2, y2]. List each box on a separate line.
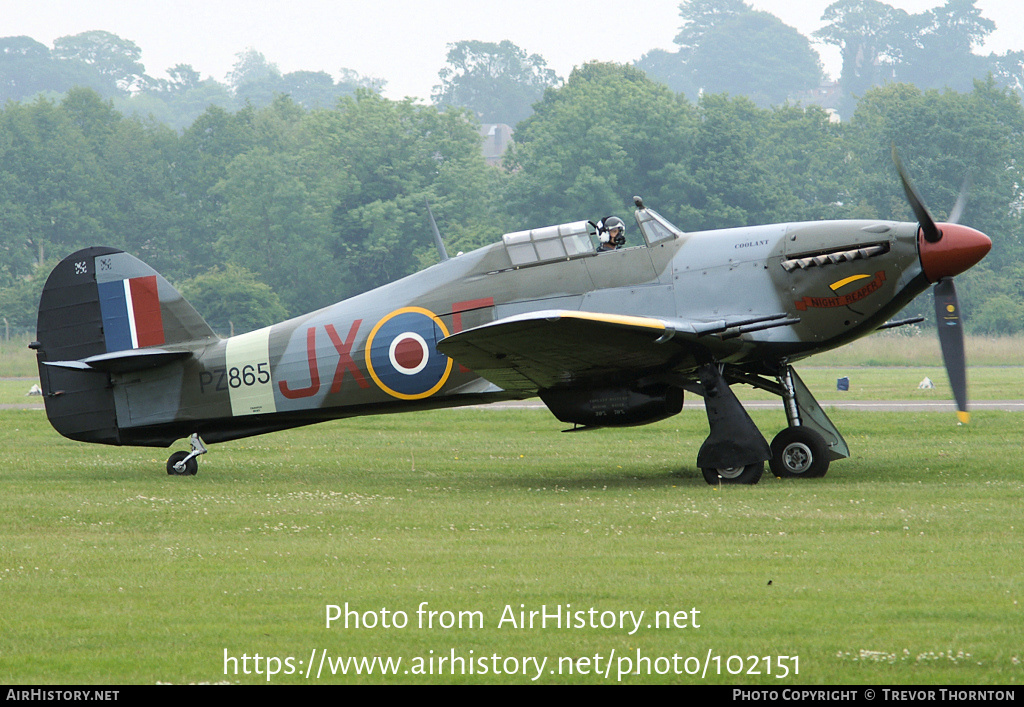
[97, 276, 165, 352]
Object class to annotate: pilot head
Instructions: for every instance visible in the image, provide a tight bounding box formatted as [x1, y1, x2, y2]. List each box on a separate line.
[601, 216, 626, 247]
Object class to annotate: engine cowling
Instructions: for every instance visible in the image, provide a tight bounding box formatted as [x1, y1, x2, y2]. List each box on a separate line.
[539, 384, 683, 428]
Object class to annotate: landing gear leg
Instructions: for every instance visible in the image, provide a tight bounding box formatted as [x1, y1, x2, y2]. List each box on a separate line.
[167, 433, 207, 476]
[769, 365, 837, 479]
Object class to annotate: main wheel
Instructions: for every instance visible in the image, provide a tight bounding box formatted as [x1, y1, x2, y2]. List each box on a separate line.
[770, 427, 829, 478]
[166, 451, 198, 476]
[701, 462, 763, 485]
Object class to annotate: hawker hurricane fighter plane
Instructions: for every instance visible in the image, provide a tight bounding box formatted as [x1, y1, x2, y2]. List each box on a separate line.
[32, 158, 991, 484]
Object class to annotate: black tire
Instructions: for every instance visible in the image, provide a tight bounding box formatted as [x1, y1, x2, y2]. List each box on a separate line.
[166, 450, 198, 476]
[770, 427, 829, 478]
[701, 462, 763, 485]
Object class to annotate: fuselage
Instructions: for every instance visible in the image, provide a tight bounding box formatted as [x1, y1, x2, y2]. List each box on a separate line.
[60, 207, 988, 448]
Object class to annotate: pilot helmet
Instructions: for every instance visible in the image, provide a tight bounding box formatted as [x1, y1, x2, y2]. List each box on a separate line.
[601, 216, 626, 245]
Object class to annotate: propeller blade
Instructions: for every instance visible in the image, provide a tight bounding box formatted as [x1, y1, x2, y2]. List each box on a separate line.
[933, 278, 969, 423]
[947, 172, 972, 225]
[892, 145, 942, 243]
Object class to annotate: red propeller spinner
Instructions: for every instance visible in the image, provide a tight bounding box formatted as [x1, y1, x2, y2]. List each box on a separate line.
[919, 222, 991, 283]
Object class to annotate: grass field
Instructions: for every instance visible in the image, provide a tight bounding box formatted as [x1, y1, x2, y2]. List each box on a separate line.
[1, 403, 1021, 685]
[0, 340, 37, 378]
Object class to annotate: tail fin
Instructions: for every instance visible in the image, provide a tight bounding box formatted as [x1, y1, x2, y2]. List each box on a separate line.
[34, 247, 216, 445]
[37, 247, 216, 361]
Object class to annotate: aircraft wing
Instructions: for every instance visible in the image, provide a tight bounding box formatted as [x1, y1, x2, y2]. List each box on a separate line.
[437, 309, 796, 391]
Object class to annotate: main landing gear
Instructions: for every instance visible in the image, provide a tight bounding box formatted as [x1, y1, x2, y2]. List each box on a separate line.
[764, 365, 833, 479]
[167, 433, 207, 476]
[695, 363, 849, 485]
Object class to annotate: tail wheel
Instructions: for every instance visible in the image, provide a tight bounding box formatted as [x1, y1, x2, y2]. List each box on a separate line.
[770, 427, 829, 478]
[166, 451, 198, 476]
[701, 462, 763, 485]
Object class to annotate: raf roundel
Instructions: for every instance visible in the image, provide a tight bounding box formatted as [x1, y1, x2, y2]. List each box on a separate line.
[365, 307, 453, 400]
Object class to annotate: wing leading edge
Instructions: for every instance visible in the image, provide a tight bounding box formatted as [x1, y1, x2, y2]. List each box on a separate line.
[436, 310, 795, 392]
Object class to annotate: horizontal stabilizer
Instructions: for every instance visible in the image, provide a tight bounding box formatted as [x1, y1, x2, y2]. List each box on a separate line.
[44, 347, 192, 374]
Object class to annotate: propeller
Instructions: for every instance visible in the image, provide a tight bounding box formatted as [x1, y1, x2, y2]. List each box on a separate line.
[892, 146, 990, 424]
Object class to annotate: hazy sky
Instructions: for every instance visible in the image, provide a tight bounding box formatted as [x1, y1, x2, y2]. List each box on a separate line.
[6, 0, 1022, 100]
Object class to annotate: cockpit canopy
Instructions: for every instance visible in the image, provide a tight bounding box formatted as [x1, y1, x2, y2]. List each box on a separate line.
[500, 203, 683, 268]
[502, 221, 595, 267]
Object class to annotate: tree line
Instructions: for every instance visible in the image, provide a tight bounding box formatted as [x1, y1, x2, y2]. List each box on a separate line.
[640, 0, 1023, 118]
[3, 1, 1021, 127]
[1, 67, 1021, 336]
[0, 0, 1022, 336]
[0, 32, 384, 131]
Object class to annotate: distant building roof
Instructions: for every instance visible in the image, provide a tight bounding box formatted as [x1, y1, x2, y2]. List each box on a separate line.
[479, 123, 514, 165]
[789, 81, 844, 117]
